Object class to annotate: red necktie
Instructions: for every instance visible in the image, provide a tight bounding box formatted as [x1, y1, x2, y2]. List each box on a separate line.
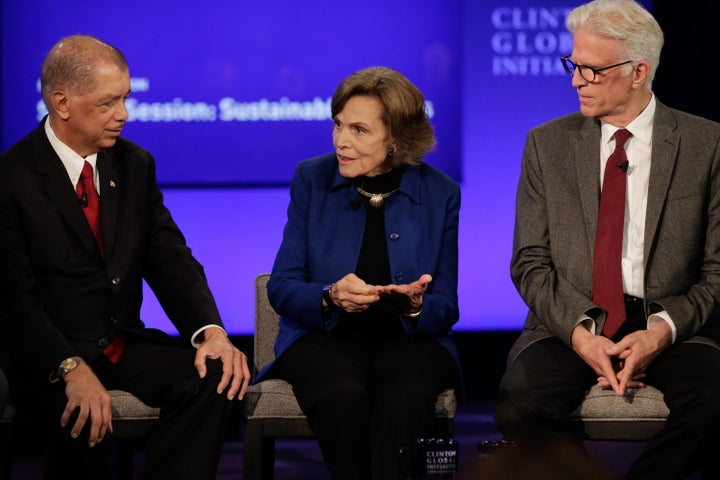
[76, 161, 125, 363]
[593, 129, 632, 338]
[76, 161, 104, 254]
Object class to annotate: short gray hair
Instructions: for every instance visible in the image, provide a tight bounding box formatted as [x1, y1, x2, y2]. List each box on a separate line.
[567, 0, 664, 85]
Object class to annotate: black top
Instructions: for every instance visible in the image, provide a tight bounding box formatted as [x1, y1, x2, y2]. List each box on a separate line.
[337, 167, 405, 337]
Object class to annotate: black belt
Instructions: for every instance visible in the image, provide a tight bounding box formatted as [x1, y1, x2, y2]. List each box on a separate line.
[623, 295, 645, 323]
[623, 294, 643, 305]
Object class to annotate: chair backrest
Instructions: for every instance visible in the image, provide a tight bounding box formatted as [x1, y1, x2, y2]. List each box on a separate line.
[254, 273, 280, 375]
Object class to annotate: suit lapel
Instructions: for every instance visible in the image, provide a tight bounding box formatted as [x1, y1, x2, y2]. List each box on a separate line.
[645, 102, 679, 264]
[98, 150, 120, 257]
[575, 117, 603, 253]
[31, 127, 101, 256]
[571, 103, 680, 270]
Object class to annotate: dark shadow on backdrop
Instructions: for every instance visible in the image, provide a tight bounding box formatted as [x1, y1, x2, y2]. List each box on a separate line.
[653, 2, 720, 122]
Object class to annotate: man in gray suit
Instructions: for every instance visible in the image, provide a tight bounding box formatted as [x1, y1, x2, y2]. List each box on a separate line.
[494, 1, 720, 478]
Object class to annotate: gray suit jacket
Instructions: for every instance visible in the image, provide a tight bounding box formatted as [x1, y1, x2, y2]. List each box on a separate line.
[508, 100, 720, 362]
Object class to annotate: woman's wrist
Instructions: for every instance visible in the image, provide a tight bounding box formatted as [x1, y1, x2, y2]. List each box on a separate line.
[322, 284, 338, 311]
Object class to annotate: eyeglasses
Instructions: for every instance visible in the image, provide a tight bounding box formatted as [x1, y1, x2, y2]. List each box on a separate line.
[561, 54, 635, 83]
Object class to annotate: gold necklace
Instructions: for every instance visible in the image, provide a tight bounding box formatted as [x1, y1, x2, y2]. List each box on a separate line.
[355, 185, 395, 208]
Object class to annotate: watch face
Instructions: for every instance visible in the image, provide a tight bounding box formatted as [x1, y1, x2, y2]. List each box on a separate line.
[60, 357, 81, 374]
[61, 358, 78, 370]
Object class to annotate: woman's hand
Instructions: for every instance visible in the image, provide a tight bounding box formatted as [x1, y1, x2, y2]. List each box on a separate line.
[377, 274, 432, 315]
[327, 273, 381, 313]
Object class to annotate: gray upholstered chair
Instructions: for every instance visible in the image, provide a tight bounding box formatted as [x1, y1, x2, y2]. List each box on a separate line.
[243, 273, 457, 480]
[0, 379, 160, 479]
[105, 390, 162, 478]
[570, 384, 668, 441]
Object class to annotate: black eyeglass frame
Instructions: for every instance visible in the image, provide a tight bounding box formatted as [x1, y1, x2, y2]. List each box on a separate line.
[561, 54, 635, 83]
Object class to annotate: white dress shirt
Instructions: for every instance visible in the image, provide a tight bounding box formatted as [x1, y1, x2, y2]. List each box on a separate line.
[587, 94, 677, 341]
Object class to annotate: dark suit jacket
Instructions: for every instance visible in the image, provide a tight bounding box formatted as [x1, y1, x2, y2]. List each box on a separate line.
[261, 152, 461, 380]
[508, 100, 720, 362]
[0, 119, 223, 374]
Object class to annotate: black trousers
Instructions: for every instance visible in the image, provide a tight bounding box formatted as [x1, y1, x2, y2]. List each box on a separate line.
[17, 335, 234, 480]
[494, 309, 720, 479]
[272, 329, 459, 480]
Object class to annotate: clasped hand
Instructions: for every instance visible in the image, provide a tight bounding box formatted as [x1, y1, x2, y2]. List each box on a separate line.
[328, 273, 432, 314]
[571, 322, 672, 396]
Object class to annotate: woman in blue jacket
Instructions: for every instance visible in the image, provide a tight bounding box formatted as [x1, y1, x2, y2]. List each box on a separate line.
[265, 66, 461, 480]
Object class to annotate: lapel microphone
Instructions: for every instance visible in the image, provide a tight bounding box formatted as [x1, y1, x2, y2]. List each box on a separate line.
[616, 160, 629, 174]
[79, 192, 88, 208]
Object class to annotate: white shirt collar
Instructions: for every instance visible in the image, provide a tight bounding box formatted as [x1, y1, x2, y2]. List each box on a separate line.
[44, 118, 98, 188]
[600, 93, 656, 147]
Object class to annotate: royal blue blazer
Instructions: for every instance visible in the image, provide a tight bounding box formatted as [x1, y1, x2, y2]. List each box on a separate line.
[259, 152, 461, 380]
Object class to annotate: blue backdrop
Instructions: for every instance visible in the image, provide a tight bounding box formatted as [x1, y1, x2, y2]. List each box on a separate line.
[1, 0, 461, 184]
[0, 0, 649, 334]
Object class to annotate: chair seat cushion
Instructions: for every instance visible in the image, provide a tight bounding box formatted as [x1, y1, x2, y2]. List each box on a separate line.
[2, 390, 159, 424]
[244, 379, 306, 419]
[108, 390, 160, 420]
[570, 384, 669, 421]
[244, 379, 457, 420]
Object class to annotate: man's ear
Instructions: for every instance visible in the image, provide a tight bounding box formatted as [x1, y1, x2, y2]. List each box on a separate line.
[51, 91, 71, 120]
[632, 61, 650, 90]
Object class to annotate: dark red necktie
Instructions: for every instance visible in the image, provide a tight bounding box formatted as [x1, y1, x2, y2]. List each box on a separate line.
[593, 129, 632, 338]
[76, 161, 125, 363]
[76, 161, 104, 254]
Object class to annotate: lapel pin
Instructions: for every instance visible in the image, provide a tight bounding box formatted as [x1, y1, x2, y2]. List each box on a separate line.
[109, 180, 116, 188]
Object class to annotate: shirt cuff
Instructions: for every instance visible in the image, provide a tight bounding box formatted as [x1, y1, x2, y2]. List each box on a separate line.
[190, 324, 227, 348]
[578, 315, 596, 335]
[648, 311, 677, 344]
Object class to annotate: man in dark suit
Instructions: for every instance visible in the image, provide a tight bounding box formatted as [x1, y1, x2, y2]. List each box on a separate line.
[494, 1, 720, 478]
[0, 35, 250, 479]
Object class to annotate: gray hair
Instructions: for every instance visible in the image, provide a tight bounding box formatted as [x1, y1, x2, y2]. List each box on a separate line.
[567, 0, 664, 85]
[40, 35, 128, 109]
